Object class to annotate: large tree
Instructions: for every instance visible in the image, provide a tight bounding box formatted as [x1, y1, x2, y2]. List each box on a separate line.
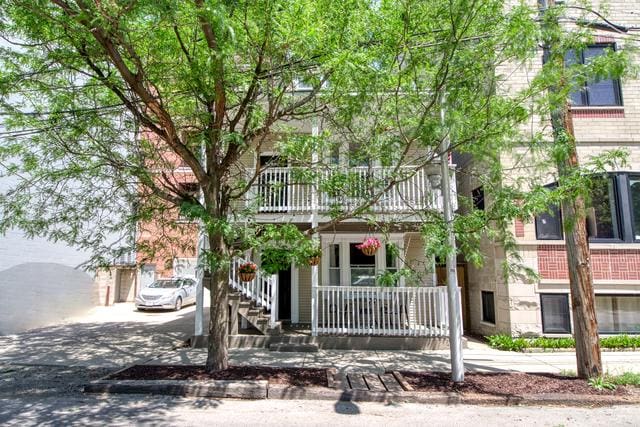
[0, 0, 555, 372]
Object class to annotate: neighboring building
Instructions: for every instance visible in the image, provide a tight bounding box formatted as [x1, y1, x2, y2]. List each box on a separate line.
[0, 227, 98, 334]
[458, 0, 640, 337]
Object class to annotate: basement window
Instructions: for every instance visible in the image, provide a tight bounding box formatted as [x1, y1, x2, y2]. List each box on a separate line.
[540, 294, 571, 334]
[481, 291, 496, 324]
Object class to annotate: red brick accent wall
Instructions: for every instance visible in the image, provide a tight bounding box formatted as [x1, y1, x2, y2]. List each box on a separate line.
[514, 219, 525, 237]
[572, 108, 625, 119]
[538, 245, 640, 280]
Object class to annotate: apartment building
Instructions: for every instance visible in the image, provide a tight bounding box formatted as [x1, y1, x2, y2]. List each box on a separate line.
[458, 0, 640, 337]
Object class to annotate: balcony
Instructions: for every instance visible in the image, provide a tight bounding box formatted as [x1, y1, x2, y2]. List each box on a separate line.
[247, 164, 454, 216]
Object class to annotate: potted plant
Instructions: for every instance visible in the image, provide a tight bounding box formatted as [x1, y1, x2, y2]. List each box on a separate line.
[238, 261, 257, 282]
[356, 237, 381, 256]
[307, 246, 322, 266]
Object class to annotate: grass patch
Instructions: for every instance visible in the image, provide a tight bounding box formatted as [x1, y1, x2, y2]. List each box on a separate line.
[609, 372, 640, 386]
[486, 334, 640, 351]
[587, 372, 640, 391]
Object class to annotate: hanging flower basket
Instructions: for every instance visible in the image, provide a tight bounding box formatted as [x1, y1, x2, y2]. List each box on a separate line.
[308, 255, 321, 266]
[238, 262, 257, 282]
[239, 272, 256, 282]
[356, 237, 381, 256]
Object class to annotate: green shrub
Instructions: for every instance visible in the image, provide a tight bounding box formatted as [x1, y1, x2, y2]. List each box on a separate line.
[486, 334, 527, 351]
[529, 337, 575, 349]
[588, 376, 617, 391]
[486, 334, 640, 351]
[600, 335, 640, 349]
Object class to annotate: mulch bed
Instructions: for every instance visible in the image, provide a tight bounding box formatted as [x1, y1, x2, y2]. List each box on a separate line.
[399, 371, 627, 396]
[108, 365, 327, 387]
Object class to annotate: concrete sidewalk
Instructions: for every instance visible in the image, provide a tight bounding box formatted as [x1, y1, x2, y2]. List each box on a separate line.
[150, 345, 640, 375]
[2, 302, 639, 376]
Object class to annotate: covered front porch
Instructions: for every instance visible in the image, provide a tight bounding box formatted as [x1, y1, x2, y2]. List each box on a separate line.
[225, 249, 457, 341]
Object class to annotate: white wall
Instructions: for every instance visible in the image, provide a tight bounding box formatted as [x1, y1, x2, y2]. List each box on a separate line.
[0, 179, 98, 334]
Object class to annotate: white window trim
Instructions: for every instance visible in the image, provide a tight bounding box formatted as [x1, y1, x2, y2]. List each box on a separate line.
[320, 233, 404, 287]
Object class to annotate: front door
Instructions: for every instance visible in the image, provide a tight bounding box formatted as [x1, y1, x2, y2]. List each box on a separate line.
[278, 267, 292, 321]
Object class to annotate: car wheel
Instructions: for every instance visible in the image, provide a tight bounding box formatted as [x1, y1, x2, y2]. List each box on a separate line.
[174, 297, 183, 311]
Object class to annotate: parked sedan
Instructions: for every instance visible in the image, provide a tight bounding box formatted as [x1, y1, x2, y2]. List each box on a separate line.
[135, 278, 197, 311]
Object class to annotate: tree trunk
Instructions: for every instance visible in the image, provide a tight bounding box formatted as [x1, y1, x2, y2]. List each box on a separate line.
[205, 230, 230, 372]
[554, 105, 602, 379]
[543, 0, 602, 379]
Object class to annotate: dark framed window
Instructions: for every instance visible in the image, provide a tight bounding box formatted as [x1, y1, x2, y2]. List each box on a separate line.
[629, 175, 640, 241]
[481, 291, 496, 324]
[540, 294, 571, 334]
[566, 44, 623, 107]
[535, 204, 563, 240]
[589, 175, 621, 241]
[472, 186, 485, 211]
[535, 173, 625, 242]
[595, 295, 640, 334]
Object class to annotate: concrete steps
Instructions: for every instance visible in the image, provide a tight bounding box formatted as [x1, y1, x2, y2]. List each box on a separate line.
[228, 291, 281, 336]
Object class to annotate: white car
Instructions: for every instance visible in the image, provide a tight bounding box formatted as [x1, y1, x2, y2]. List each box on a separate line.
[135, 278, 197, 311]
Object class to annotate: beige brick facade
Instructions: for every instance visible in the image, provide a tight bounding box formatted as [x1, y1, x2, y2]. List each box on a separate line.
[463, 0, 640, 337]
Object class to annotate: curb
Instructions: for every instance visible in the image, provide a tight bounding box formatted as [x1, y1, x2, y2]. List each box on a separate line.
[84, 379, 268, 399]
[84, 379, 640, 406]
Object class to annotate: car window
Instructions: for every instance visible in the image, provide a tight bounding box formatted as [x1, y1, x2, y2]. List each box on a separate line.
[148, 280, 181, 289]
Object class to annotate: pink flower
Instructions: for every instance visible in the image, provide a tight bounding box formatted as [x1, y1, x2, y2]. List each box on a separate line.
[356, 237, 381, 250]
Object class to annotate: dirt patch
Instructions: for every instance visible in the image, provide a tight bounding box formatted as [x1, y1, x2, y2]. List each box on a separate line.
[109, 365, 328, 387]
[399, 371, 627, 396]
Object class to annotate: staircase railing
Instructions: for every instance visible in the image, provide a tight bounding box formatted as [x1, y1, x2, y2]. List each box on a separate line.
[229, 257, 278, 328]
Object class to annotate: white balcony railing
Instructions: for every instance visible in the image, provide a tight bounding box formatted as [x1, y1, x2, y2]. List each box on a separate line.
[248, 165, 454, 214]
[313, 285, 451, 337]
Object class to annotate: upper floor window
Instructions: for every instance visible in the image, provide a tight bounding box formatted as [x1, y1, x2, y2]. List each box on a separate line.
[472, 186, 485, 211]
[535, 173, 640, 243]
[566, 44, 622, 107]
[630, 176, 640, 241]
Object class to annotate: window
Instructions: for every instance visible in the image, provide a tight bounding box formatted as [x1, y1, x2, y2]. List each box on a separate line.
[349, 243, 376, 286]
[535, 204, 563, 240]
[589, 175, 620, 240]
[472, 186, 485, 211]
[566, 44, 622, 107]
[481, 291, 496, 324]
[384, 243, 399, 286]
[328, 244, 340, 286]
[322, 237, 404, 287]
[540, 294, 571, 334]
[596, 295, 640, 334]
[535, 173, 628, 242]
[629, 176, 640, 241]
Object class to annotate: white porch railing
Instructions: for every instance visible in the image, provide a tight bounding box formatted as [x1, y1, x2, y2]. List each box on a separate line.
[229, 257, 278, 328]
[314, 285, 450, 337]
[250, 165, 453, 214]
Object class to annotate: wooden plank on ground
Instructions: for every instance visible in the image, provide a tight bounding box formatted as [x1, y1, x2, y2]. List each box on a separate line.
[392, 371, 414, 391]
[379, 373, 404, 392]
[363, 374, 386, 392]
[347, 374, 369, 391]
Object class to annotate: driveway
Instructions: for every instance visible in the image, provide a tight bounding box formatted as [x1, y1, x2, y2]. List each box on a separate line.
[0, 303, 201, 367]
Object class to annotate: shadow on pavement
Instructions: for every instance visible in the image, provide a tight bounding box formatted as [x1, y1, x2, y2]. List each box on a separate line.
[0, 307, 206, 367]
